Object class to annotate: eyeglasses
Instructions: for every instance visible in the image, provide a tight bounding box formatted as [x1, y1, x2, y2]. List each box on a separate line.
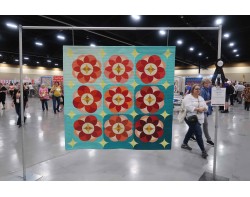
[194, 88, 200, 90]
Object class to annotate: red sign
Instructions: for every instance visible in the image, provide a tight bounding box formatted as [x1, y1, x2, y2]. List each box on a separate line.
[53, 76, 63, 82]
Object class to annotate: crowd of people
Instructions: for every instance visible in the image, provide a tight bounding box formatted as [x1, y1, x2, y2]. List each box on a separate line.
[182, 79, 250, 159]
[0, 81, 64, 127]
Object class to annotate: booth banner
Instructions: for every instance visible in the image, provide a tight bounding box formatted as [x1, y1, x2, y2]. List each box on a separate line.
[63, 46, 175, 150]
[41, 76, 52, 87]
[53, 75, 63, 82]
[185, 77, 203, 86]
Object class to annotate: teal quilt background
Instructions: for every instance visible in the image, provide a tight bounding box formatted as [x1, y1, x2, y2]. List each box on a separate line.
[63, 46, 175, 150]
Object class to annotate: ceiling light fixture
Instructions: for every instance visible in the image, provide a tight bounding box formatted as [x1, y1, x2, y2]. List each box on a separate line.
[159, 30, 166, 36]
[215, 18, 223, 25]
[15, 59, 19, 62]
[35, 42, 43, 46]
[57, 35, 65, 40]
[189, 47, 194, 51]
[229, 42, 235, 47]
[6, 22, 18, 29]
[90, 43, 96, 47]
[47, 60, 51, 63]
[0, 54, 2, 57]
[131, 15, 141, 21]
[36, 62, 39, 64]
[236, 54, 239, 57]
[198, 52, 202, 56]
[223, 33, 230, 38]
[233, 49, 238, 53]
[176, 40, 183, 45]
[55, 63, 58, 66]
[24, 57, 29, 60]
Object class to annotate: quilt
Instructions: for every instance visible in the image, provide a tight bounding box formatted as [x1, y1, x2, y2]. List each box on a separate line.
[63, 46, 175, 150]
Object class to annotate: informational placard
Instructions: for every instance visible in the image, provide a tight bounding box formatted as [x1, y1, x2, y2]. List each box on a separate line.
[63, 46, 176, 150]
[211, 87, 226, 106]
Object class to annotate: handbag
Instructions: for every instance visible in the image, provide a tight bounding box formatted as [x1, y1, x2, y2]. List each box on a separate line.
[187, 115, 198, 123]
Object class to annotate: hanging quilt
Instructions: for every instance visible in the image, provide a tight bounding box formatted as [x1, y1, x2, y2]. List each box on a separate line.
[63, 46, 175, 150]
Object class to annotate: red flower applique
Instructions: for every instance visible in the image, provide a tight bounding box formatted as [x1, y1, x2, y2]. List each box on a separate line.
[72, 55, 102, 83]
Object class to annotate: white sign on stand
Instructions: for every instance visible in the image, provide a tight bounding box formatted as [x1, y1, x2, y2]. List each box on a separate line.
[211, 87, 226, 106]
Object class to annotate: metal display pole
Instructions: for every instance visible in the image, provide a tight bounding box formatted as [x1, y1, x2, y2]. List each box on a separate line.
[19, 25, 224, 181]
[213, 25, 222, 180]
[19, 25, 26, 181]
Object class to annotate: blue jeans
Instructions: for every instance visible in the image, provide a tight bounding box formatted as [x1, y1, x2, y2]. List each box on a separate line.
[41, 99, 48, 111]
[183, 118, 205, 151]
[52, 96, 60, 113]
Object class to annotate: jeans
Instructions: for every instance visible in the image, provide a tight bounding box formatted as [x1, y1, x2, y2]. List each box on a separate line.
[203, 114, 211, 141]
[183, 118, 205, 151]
[15, 103, 26, 125]
[52, 96, 60, 113]
[41, 99, 48, 111]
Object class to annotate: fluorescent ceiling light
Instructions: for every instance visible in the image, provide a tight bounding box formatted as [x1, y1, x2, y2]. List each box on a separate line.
[57, 35, 65, 40]
[55, 63, 58, 66]
[36, 62, 39, 64]
[198, 52, 202, 56]
[189, 47, 194, 51]
[233, 49, 238, 53]
[159, 30, 166, 36]
[90, 43, 96, 47]
[0, 54, 2, 57]
[177, 40, 183, 45]
[229, 42, 235, 47]
[223, 33, 230, 38]
[35, 42, 43, 46]
[236, 54, 239, 57]
[24, 57, 29, 60]
[215, 18, 223, 25]
[6, 22, 18, 29]
[131, 15, 141, 21]
[47, 60, 51, 63]
[15, 59, 19, 62]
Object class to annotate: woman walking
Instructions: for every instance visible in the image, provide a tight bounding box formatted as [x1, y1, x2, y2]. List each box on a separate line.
[39, 84, 49, 111]
[50, 82, 62, 114]
[181, 84, 208, 159]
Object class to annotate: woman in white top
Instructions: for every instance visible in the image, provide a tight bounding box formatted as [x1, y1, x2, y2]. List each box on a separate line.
[181, 84, 208, 159]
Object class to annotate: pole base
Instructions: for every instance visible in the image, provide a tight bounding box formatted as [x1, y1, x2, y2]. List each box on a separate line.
[199, 171, 229, 181]
[18, 170, 43, 181]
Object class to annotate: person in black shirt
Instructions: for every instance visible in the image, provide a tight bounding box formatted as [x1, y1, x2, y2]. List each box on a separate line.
[0, 83, 7, 110]
[12, 84, 28, 127]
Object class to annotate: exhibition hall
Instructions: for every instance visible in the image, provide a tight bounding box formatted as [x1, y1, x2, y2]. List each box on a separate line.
[0, 15, 250, 181]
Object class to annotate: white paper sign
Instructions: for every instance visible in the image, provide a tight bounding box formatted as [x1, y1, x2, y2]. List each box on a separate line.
[211, 87, 226, 106]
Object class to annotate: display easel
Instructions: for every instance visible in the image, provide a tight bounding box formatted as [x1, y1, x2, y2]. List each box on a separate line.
[19, 25, 225, 181]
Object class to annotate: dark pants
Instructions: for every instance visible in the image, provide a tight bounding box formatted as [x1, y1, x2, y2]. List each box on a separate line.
[41, 99, 48, 111]
[230, 94, 234, 105]
[0, 96, 6, 105]
[52, 96, 60, 113]
[245, 101, 250, 111]
[15, 103, 26, 125]
[183, 118, 205, 152]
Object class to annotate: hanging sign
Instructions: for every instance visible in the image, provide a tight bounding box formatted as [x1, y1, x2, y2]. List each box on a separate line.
[211, 87, 226, 106]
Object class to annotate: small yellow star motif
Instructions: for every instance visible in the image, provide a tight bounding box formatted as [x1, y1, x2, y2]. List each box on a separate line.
[68, 139, 77, 148]
[67, 49, 73, 57]
[68, 111, 76, 119]
[100, 111, 106, 118]
[100, 80, 106, 88]
[100, 49, 106, 58]
[164, 49, 172, 58]
[68, 81, 75, 88]
[160, 139, 169, 148]
[132, 49, 139, 58]
[129, 139, 138, 148]
[99, 139, 108, 147]
[146, 64, 155, 74]
[163, 81, 170, 89]
[161, 111, 169, 118]
[131, 81, 138, 88]
[130, 111, 138, 118]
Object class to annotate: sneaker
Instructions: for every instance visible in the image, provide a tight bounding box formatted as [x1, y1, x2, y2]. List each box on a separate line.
[221, 110, 229, 113]
[190, 136, 196, 142]
[206, 140, 214, 146]
[181, 144, 192, 150]
[202, 151, 208, 159]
